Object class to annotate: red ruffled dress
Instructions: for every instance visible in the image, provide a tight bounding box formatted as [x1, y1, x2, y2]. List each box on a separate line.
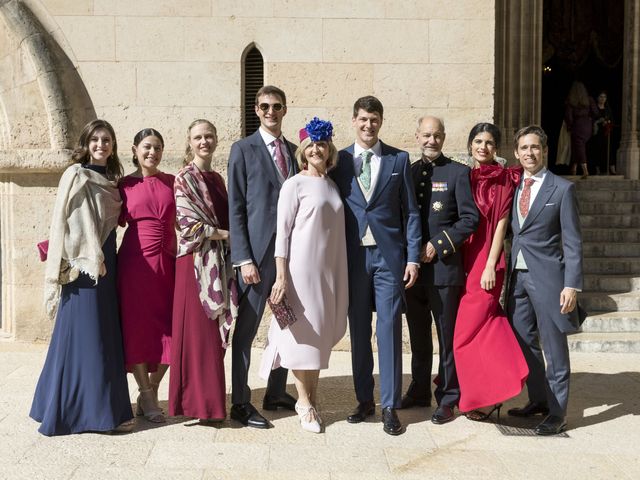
[453, 163, 529, 412]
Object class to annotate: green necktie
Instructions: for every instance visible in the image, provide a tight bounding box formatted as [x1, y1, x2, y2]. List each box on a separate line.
[359, 150, 373, 191]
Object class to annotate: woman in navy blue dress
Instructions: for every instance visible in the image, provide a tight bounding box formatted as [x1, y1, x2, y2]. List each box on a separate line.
[30, 119, 134, 436]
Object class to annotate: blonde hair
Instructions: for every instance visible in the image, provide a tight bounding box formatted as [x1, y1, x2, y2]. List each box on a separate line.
[183, 119, 218, 166]
[567, 81, 590, 108]
[295, 137, 338, 171]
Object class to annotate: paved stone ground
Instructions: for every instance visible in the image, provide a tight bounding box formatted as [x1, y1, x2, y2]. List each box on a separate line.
[1, 342, 639, 479]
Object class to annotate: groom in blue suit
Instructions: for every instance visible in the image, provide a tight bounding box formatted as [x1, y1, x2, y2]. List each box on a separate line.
[330, 96, 421, 435]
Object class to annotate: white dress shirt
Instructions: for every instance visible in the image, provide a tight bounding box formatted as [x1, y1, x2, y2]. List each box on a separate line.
[515, 167, 547, 269]
[258, 127, 292, 180]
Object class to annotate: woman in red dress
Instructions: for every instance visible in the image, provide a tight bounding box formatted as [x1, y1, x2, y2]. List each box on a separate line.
[169, 119, 238, 421]
[453, 123, 528, 420]
[118, 128, 176, 423]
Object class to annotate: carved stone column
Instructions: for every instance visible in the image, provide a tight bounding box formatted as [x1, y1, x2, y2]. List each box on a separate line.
[618, 0, 640, 179]
[494, 0, 544, 163]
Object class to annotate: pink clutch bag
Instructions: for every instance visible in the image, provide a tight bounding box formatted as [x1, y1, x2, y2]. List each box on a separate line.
[267, 295, 297, 330]
[37, 240, 49, 262]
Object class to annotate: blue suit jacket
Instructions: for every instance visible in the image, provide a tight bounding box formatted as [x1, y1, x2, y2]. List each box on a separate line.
[510, 171, 583, 332]
[330, 142, 421, 284]
[228, 129, 298, 268]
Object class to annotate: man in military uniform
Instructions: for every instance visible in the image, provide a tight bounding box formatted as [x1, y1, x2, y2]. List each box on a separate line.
[401, 116, 479, 424]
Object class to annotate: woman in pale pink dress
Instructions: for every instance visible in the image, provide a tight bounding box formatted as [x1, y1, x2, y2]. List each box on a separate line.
[261, 118, 348, 433]
[118, 128, 176, 423]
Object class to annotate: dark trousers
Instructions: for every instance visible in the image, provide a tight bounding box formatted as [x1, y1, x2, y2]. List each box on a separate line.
[405, 284, 461, 407]
[231, 241, 288, 405]
[508, 270, 570, 417]
[349, 246, 404, 408]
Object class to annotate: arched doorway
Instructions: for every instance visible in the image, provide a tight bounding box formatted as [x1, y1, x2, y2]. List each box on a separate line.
[494, 0, 639, 179]
[541, 0, 624, 175]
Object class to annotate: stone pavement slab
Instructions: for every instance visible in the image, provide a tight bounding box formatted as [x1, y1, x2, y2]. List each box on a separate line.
[0, 343, 639, 479]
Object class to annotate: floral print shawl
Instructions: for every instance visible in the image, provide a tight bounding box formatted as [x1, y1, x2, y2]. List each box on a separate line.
[174, 162, 238, 347]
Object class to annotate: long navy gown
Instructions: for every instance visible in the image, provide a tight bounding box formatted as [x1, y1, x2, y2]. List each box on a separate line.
[30, 164, 133, 436]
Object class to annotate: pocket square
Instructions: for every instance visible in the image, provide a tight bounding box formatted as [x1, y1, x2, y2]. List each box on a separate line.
[391, 172, 400, 176]
[545, 203, 556, 206]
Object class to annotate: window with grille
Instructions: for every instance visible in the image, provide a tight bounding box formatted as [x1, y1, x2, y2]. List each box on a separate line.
[243, 45, 264, 137]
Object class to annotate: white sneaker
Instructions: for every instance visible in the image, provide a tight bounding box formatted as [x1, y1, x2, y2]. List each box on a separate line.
[295, 402, 321, 433]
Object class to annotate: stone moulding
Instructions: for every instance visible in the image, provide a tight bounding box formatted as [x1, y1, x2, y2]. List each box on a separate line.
[0, 0, 95, 153]
[0, 148, 72, 172]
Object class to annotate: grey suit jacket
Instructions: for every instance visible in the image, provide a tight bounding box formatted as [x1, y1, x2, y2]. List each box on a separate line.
[510, 170, 583, 332]
[228, 129, 298, 268]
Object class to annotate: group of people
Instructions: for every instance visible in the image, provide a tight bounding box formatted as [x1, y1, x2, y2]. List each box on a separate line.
[30, 85, 583, 440]
[563, 81, 616, 177]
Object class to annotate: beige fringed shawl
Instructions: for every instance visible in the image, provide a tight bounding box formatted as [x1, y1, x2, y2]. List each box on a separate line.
[44, 164, 122, 319]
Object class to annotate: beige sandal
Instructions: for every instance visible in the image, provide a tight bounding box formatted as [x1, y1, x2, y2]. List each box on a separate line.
[137, 388, 165, 423]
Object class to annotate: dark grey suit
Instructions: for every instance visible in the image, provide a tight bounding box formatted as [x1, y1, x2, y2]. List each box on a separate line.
[508, 170, 583, 417]
[228, 129, 298, 405]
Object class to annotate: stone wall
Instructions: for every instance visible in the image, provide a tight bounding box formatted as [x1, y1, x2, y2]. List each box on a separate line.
[0, 0, 495, 340]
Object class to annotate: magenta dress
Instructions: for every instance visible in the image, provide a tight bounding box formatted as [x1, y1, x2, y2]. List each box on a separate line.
[117, 172, 176, 372]
[168, 171, 229, 420]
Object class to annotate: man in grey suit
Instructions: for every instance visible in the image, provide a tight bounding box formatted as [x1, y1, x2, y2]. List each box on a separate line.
[507, 125, 583, 435]
[228, 85, 298, 428]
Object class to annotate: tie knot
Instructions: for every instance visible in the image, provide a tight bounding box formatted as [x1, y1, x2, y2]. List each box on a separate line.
[361, 150, 373, 163]
[524, 178, 535, 188]
[274, 138, 282, 147]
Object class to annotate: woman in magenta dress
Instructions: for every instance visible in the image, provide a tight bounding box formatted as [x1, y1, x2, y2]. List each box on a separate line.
[118, 128, 176, 423]
[169, 119, 238, 421]
[453, 123, 528, 420]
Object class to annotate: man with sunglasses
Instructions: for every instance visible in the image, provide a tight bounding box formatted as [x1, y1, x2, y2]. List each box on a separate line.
[228, 85, 298, 428]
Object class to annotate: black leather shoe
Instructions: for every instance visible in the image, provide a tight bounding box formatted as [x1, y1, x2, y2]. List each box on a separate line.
[534, 415, 567, 436]
[507, 401, 550, 418]
[431, 405, 455, 425]
[230, 403, 272, 429]
[346, 401, 375, 423]
[262, 392, 296, 411]
[400, 394, 431, 409]
[382, 407, 404, 435]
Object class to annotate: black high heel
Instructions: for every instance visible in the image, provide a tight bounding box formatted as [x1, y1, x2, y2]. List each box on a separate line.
[464, 403, 502, 422]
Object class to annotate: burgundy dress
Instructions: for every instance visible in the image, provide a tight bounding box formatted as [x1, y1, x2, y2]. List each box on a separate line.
[453, 163, 528, 412]
[168, 171, 229, 420]
[117, 172, 176, 372]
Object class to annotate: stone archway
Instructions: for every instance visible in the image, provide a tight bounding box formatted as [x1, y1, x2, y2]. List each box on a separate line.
[0, 0, 95, 339]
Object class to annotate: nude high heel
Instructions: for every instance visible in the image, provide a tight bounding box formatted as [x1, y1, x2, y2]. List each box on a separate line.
[137, 388, 165, 423]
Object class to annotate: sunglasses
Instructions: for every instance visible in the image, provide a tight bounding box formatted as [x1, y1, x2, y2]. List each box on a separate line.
[258, 103, 284, 112]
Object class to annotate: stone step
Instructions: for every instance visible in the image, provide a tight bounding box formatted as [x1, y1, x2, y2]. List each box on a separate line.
[573, 178, 639, 190]
[568, 332, 640, 353]
[577, 190, 640, 202]
[582, 228, 640, 243]
[580, 215, 640, 228]
[584, 258, 640, 275]
[584, 274, 640, 292]
[579, 291, 640, 312]
[583, 243, 640, 258]
[579, 203, 640, 215]
[581, 311, 640, 333]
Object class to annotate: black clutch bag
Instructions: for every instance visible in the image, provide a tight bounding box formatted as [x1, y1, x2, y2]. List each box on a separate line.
[267, 295, 297, 330]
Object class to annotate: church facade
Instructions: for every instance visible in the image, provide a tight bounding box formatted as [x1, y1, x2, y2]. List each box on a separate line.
[0, 0, 638, 340]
